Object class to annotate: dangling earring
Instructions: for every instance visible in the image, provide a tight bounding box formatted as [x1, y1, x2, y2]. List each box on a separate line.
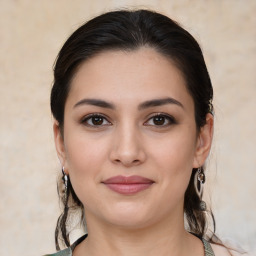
[62, 167, 68, 203]
[194, 167, 207, 211]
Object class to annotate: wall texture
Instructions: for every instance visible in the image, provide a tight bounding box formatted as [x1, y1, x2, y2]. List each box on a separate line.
[0, 0, 255, 255]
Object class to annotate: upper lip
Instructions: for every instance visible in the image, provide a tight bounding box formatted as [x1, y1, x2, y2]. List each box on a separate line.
[102, 175, 154, 184]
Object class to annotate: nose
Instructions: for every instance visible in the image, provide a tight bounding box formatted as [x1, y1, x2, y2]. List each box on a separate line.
[109, 123, 146, 167]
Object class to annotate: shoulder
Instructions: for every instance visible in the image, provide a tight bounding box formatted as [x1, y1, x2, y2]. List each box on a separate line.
[211, 243, 253, 256]
[42, 247, 72, 256]
[43, 234, 87, 256]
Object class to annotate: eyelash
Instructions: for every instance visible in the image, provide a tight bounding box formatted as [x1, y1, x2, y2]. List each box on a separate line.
[81, 113, 111, 127]
[144, 113, 176, 127]
[81, 113, 176, 128]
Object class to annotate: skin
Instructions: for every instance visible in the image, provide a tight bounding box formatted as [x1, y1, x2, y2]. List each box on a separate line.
[54, 47, 214, 256]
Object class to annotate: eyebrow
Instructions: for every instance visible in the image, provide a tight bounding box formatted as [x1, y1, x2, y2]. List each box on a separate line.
[74, 98, 115, 109]
[73, 97, 184, 110]
[138, 97, 184, 110]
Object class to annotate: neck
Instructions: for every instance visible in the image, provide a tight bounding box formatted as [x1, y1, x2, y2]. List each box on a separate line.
[74, 210, 203, 256]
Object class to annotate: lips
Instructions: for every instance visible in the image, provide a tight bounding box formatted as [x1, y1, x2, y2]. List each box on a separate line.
[102, 175, 154, 195]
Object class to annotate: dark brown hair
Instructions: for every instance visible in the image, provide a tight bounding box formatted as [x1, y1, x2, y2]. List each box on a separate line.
[51, 9, 215, 250]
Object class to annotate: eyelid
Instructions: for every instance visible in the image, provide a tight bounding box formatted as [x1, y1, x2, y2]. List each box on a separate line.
[144, 113, 176, 126]
[81, 113, 112, 127]
[80, 112, 176, 128]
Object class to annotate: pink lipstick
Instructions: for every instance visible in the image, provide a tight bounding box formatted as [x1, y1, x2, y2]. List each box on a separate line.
[102, 175, 154, 195]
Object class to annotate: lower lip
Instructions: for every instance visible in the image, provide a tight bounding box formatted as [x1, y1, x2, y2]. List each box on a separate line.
[104, 183, 153, 195]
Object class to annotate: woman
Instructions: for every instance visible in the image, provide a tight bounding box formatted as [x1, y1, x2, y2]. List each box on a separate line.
[45, 9, 238, 256]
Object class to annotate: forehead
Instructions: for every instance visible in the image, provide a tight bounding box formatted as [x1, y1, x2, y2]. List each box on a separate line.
[67, 47, 193, 109]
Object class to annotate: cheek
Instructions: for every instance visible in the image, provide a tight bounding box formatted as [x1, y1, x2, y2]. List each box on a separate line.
[63, 134, 110, 208]
[64, 131, 111, 191]
[148, 128, 197, 193]
[66, 135, 107, 170]
[150, 129, 197, 170]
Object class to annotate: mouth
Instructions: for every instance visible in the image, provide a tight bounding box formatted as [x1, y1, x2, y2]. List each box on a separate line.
[102, 175, 155, 195]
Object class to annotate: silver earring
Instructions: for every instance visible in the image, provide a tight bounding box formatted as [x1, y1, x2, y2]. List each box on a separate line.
[194, 167, 207, 211]
[62, 167, 68, 202]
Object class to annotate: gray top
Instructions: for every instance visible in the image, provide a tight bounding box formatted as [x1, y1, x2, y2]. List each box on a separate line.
[44, 234, 215, 256]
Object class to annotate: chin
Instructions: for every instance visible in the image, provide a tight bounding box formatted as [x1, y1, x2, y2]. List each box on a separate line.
[106, 215, 153, 230]
[98, 203, 157, 229]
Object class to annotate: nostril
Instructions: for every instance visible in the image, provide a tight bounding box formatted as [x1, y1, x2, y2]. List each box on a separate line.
[109, 139, 146, 166]
[113, 158, 141, 167]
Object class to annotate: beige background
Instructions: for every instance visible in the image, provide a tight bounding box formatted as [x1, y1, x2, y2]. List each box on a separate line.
[0, 0, 255, 255]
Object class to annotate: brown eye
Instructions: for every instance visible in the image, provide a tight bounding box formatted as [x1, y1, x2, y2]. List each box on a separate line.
[153, 116, 166, 125]
[92, 116, 103, 125]
[144, 114, 176, 127]
[82, 114, 111, 127]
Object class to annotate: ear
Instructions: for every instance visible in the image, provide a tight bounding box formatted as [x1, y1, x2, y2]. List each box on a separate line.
[53, 120, 69, 174]
[193, 113, 214, 168]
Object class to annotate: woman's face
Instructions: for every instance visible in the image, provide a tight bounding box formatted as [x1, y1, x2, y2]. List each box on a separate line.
[54, 47, 213, 229]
